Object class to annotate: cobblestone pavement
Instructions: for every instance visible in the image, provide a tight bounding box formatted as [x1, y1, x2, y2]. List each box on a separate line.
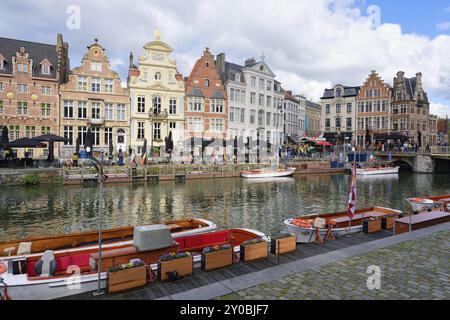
[218, 231, 450, 300]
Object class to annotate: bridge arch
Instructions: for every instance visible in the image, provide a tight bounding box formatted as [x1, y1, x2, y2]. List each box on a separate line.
[392, 159, 414, 171]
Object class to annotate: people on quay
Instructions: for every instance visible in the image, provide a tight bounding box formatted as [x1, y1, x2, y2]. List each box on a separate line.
[72, 153, 79, 167]
[117, 149, 124, 166]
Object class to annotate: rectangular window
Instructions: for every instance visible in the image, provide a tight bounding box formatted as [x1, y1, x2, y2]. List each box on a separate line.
[250, 92, 256, 105]
[41, 126, 51, 135]
[241, 109, 245, 123]
[169, 99, 177, 114]
[153, 122, 161, 140]
[91, 62, 102, 71]
[92, 127, 100, 146]
[17, 84, 28, 93]
[77, 101, 87, 119]
[357, 118, 364, 130]
[0, 100, 3, 113]
[40, 103, 51, 117]
[78, 126, 87, 146]
[346, 103, 352, 113]
[266, 96, 272, 108]
[64, 126, 73, 146]
[25, 126, 36, 138]
[267, 81, 272, 91]
[104, 127, 113, 146]
[78, 76, 87, 91]
[117, 104, 126, 121]
[210, 119, 224, 132]
[230, 88, 235, 102]
[336, 103, 341, 114]
[211, 99, 224, 113]
[325, 119, 330, 129]
[105, 103, 113, 120]
[346, 118, 352, 130]
[40, 86, 52, 95]
[137, 121, 145, 139]
[188, 117, 203, 132]
[241, 91, 245, 104]
[137, 96, 146, 113]
[325, 104, 330, 115]
[91, 102, 101, 119]
[250, 110, 256, 124]
[259, 94, 264, 106]
[259, 78, 264, 90]
[358, 102, 364, 113]
[365, 101, 372, 113]
[104, 79, 114, 93]
[42, 64, 50, 75]
[230, 107, 235, 122]
[18, 101, 28, 115]
[91, 78, 101, 92]
[366, 90, 372, 98]
[266, 112, 271, 126]
[251, 76, 256, 88]
[169, 122, 176, 129]
[0, 82, 3, 91]
[188, 97, 203, 112]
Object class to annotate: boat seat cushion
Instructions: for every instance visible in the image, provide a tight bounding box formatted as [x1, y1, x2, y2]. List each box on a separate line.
[182, 230, 230, 249]
[27, 260, 37, 277]
[55, 256, 72, 272]
[71, 253, 91, 268]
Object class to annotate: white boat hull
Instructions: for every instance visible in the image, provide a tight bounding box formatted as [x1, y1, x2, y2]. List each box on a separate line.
[356, 167, 400, 176]
[406, 198, 438, 212]
[284, 219, 361, 243]
[241, 168, 295, 178]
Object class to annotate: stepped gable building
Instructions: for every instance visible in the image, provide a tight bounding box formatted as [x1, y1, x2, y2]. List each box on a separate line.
[0, 34, 69, 158]
[391, 71, 430, 146]
[321, 84, 360, 145]
[59, 39, 130, 159]
[184, 47, 228, 160]
[128, 31, 185, 159]
[356, 70, 392, 146]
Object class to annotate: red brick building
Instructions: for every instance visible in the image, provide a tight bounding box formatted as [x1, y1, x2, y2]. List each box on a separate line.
[0, 34, 69, 158]
[184, 48, 228, 160]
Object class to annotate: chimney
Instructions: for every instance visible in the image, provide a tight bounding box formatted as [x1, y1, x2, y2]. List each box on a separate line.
[287, 90, 292, 95]
[129, 51, 134, 68]
[216, 52, 225, 73]
[245, 57, 256, 67]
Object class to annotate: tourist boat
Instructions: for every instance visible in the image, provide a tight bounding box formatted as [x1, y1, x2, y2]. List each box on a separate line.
[0, 218, 217, 258]
[284, 207, 402, 243]
[0, 226, 267, 300]
[241, 167, 296, 178]
[356, 166, 400, 176]
[406, 194, 450, 212]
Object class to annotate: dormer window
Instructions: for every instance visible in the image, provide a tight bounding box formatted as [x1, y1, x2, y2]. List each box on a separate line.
[336, 88, 342, 97]
[17, 63, 29, 73]
[42, 64, 50, 75]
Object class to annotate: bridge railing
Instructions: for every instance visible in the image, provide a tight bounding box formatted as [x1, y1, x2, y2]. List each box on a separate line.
[431, 146, 450, 156]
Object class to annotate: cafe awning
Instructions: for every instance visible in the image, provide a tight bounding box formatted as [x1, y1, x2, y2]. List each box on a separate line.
[5, 138, 47, 148]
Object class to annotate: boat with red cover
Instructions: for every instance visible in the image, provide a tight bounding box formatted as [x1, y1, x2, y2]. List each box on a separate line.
[0, 226, 267, 300]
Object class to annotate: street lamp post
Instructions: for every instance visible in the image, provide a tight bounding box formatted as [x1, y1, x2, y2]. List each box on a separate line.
[276, 103, 283, 162]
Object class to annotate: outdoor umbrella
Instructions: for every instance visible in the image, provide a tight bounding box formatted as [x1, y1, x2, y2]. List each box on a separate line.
[85, 128, 93, 155]
[142, 138, 147, 156]
[1, 126, 9, 145]
[417, 131, 422, 147]
[108, 137, 113, 157]
[165, 132, 174, 161]
[33, 133, 69, 162]
[233, 136, 238, 158]
[6, 137, 46, 148]
[75, 137, 80, 156]
[365, 129, 371, 147]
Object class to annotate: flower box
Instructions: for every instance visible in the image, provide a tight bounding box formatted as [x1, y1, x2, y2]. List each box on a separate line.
[363, 219, 382, 234]
[270, 234, 297, 255]
[108, 265, 147, 293]
[381, 215, 398, 230]
[201, 246, 233, 271]
[158, 255, 194, 281]
[240, 240, 269, 262]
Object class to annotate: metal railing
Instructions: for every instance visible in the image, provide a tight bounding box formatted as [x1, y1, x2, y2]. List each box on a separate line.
[431, 146, 450, 156]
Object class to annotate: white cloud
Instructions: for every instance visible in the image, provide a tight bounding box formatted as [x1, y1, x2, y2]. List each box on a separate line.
[430, 103, 450, 118]
[437, 22, 450, 31]
[2, 0, 450, 113]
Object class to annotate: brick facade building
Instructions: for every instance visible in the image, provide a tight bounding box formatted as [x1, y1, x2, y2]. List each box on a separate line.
[0, 34, 69, 159]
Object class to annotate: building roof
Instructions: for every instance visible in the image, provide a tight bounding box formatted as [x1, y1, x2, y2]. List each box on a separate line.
[186, 87, 205, 98]
[210, 89, 226, 99]
[321, 86, 360, 99]
[403, 77, 429, 104]
[0, 37, 59, 80]
[306, 100, 321, 111]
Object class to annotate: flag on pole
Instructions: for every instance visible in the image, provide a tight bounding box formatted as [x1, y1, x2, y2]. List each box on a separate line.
[347, 161, 357, 219]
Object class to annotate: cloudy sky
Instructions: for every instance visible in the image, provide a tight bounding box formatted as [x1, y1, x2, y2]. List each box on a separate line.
[2, 0, 450, 117]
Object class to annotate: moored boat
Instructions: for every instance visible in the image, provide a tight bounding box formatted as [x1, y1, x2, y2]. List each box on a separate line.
[241, 167, 296, 178]
[284, 207, 402, 243]
[356, 166, 400, 176]
[0, 218, 217, 258]
[406, 194, 450, 212]
[0, 226, 267, 300]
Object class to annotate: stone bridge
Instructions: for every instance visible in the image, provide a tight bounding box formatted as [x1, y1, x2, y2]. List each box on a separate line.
[374, 147, 450, 173]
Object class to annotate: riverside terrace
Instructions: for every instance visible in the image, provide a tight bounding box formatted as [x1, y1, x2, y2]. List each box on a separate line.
[60, 222, 450, 301]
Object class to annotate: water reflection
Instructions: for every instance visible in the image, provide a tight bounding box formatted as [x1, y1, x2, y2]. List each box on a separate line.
[0, 173, 449, 241]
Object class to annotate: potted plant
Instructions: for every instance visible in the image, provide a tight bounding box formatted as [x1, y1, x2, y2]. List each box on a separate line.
[240, 238, 269, 262]
[158, 252, 194, 281]
[270, 232, 297, 255]
[363, 217, 382, 234]
[201, 244, 233, 271]
[108, 259, 147, 293]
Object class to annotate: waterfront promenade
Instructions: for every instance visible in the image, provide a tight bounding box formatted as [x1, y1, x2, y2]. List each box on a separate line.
[60, 222, 450, 301]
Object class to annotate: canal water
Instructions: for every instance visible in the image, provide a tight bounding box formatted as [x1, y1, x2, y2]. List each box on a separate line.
[1, 173, 449, 241]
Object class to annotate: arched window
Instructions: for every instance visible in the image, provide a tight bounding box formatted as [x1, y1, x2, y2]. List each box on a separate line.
[155, 72, 161, 80]
[336, 88, 342, 97]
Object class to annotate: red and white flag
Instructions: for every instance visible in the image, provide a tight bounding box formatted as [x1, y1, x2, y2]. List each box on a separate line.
[347, 161, 357, 219]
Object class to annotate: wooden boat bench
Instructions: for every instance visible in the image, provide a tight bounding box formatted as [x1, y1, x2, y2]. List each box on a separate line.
[394, 211, 450, 235]
[330, 212, 393, 228]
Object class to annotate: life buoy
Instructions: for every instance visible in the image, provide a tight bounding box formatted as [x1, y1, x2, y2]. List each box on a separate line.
[0, 262, 7, 274]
